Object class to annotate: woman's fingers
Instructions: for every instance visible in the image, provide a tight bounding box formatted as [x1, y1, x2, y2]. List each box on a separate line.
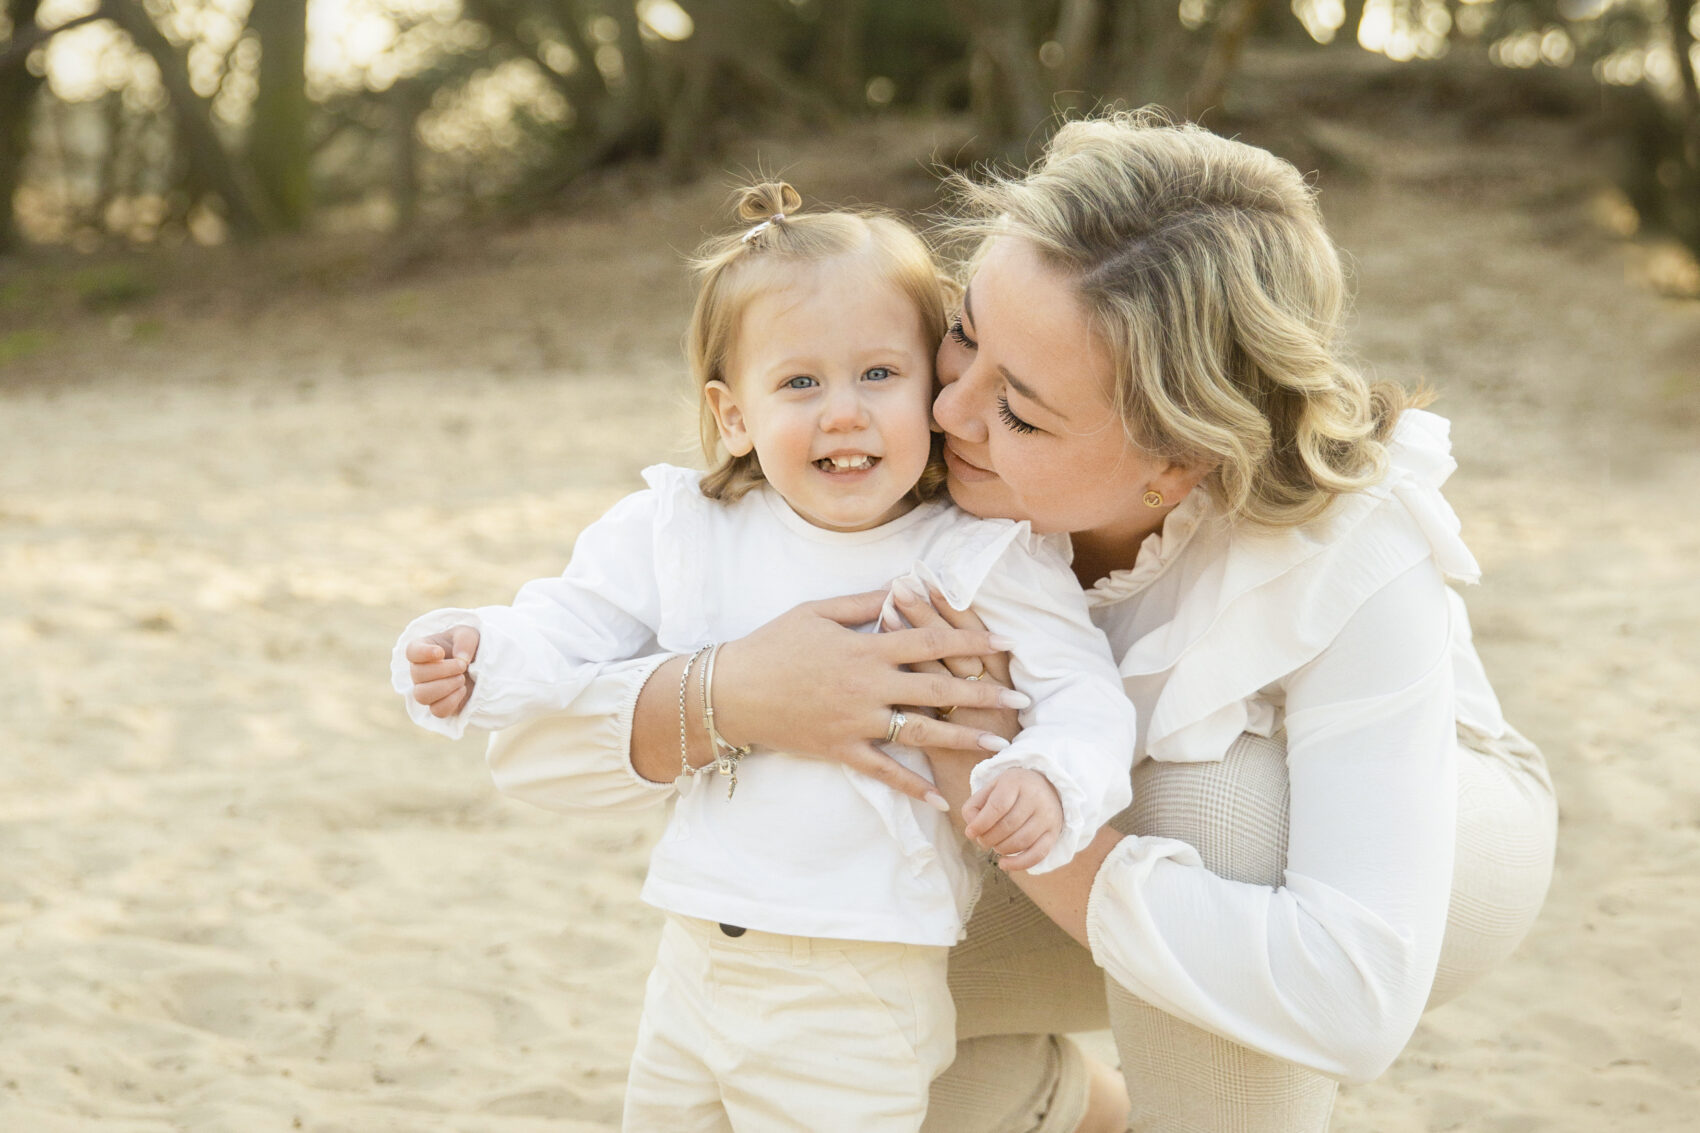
[889, 580, 993, 679]
[807, 589, 891, 628]
[878, 623, 1013, 668]
[893, 669, 1029, 715]
[890, 710, 1010, 754]
[841, 742, 949, 812]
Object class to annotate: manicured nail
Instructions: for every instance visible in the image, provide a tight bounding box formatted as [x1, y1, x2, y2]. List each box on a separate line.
[924, 791, 950, 812]
[987, 634, 1016, 650]
[978, 734, 1010, 752]
[891, 578, 922, 602]
[997, 690, 1031, 710]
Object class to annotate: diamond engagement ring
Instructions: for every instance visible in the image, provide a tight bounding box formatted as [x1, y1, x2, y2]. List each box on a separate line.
[886, 710, 907, 743]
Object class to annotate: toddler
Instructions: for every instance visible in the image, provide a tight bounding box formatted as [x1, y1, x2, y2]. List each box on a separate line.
[391, 183, 1136, 1131]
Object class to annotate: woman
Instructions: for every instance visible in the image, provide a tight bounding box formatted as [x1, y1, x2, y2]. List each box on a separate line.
[484, 114, 1557, 1131]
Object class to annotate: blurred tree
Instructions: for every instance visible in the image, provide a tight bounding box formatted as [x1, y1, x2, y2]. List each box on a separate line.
[248, 0, 311, 230]
[3, 0, 1698, 263]
[0, 0, 47, 253]
[104, 0, 270, 236]
[1666, 0, 1700, 254]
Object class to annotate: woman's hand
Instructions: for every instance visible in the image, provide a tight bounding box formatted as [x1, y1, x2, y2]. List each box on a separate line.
[703, 590, 1030, 807]
[883, 580, 1021, 815]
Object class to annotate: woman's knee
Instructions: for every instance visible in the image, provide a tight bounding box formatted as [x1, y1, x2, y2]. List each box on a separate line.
[1429, 732, 1558, 1007]
[1116, 731, 1290, 887]
[924, 1034, 1097, 1133]
[949, 865, 1109, 1039]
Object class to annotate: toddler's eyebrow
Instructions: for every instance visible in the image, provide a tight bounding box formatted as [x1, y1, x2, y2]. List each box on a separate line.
[963, 286, 1071, 423]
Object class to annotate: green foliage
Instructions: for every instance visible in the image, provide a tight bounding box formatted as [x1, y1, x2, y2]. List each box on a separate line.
[71, 264, 155, 310]
[0, 328, 52, 367]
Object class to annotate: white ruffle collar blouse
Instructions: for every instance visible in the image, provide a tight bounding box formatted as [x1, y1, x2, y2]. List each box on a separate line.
[1083, 409, 1484, 766]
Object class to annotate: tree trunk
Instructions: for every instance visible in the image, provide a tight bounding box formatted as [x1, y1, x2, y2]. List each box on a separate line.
[388, 80, 423, 230]
[247, 0, 311, 230]
[816, 0, 870, 110]
[951, 0, 1051, 163]
[1186, 0, 1272, 118]
[0, 0, 45, 252]
[105, 0, 271, 236]
[1051, 0, 1101, 100]
[1665, 0, 1700, 255]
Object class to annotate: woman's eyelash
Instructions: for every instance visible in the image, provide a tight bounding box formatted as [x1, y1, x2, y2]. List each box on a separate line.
[948, 318, 976, 348]
[997, 396, 1037, 435]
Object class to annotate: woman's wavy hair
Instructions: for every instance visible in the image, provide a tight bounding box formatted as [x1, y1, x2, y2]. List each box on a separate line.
[946, 111, 1422, 527]
[689, 181, 951, 503]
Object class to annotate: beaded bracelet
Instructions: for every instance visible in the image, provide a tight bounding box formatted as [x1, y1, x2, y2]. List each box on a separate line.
[677, 645, 712, 784]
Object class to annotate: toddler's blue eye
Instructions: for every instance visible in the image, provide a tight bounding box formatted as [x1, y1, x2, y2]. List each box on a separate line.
[784, 375, 817, 389]
[863, 367, 891, 381]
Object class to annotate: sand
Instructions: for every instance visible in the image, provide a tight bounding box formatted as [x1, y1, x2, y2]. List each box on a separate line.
[2, 107, 1697, 1131]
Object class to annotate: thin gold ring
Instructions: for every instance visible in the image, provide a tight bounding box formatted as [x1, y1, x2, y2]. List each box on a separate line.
[939, 672, 985, 720]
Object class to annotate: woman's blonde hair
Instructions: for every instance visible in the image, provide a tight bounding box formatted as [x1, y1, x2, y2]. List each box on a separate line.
[689, 181, 951, 502]
[948, 111, 1421, 527]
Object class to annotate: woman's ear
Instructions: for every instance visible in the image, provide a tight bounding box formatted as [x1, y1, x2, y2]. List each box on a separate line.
[1150, 458, 1214, 505]
[705, 381, 754, 457]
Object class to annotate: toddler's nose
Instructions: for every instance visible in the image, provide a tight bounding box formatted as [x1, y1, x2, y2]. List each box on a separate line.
[820, 386, 870, 431]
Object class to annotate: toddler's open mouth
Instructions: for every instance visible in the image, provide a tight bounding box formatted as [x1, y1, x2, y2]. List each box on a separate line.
[815, 455, 879, 472]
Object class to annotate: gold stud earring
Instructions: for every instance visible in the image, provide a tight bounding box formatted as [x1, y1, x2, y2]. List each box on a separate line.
[1143, 490, 1164, 508]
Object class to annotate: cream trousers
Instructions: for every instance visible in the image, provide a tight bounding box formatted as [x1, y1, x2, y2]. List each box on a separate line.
[624, 914, 956, 1132]
[922, 728, 1557, 1133]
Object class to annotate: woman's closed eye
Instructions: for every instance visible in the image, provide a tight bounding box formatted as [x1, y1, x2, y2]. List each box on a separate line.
[997, 396, 1038, 435]
[948, 317, 976, 349]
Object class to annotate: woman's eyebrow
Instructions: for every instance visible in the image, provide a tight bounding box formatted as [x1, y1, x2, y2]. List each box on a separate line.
[965, 286, 1070, 423]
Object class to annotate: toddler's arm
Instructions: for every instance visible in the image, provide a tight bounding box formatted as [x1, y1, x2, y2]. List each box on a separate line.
[390, 487, 663, 739]
[936, 533, 1138, 874]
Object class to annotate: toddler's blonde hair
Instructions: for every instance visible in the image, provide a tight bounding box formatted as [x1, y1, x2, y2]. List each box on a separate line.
[689, 181, 950, 502]
[947, 111, 1422, 527]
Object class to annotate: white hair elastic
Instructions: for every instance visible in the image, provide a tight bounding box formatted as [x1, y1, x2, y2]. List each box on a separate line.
[740, 213, 786, 243]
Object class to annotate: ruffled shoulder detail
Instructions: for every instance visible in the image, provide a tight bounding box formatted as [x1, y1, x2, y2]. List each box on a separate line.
[1123, 409, 1481, 763]
[910, 513, 1049, 612]
[1084, 488, 1213, 607]
[639, 464, 717, 652]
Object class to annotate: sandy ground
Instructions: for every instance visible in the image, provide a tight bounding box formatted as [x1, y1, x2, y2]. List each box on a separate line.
[2, 104, 1698, 1131]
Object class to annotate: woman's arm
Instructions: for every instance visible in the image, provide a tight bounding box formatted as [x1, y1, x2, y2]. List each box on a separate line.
[1059, 562, 1459, 1083]
[923, 561, 1461, 1083]
[486, 590, 1027, 811]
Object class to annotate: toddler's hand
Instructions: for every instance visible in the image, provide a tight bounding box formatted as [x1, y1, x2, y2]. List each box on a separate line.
[961, 767, 1063, 873]
[406, 626, 480, 719]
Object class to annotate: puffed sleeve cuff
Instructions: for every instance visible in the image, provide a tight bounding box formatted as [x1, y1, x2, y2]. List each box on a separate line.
[967, 736, 1133, 874]
[390, 607, 491, 739]
[1084, 834, 1205, 975]
[484, 652, 678, 812]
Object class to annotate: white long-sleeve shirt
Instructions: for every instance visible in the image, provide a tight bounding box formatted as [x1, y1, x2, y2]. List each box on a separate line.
[465, 412, 1517, 1082]
[392, 465, 1135, 946]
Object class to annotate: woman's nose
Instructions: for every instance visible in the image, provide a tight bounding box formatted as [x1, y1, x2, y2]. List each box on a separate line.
[933, 367, 984, 442]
